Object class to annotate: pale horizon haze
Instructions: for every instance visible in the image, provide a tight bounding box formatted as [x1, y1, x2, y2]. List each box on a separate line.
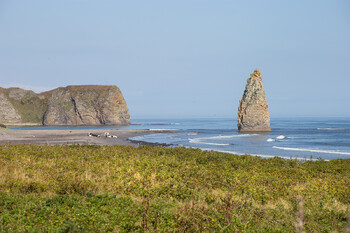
[1, 1, 349, 119]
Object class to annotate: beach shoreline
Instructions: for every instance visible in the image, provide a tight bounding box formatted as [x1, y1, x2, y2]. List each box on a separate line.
[0, 128, 175, 147]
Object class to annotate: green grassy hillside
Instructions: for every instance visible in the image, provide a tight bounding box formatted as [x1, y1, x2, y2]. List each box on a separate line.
[0, 145, 349, 232]
[0, 87, 51, 124]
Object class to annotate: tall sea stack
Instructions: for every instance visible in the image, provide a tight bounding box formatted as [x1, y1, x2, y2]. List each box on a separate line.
[237, 69, 271, 132]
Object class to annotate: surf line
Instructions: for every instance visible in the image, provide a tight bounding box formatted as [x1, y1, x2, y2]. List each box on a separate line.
[189, 138, 230, 146]
[273, 146, 350, 155]
[199, 148, 325, 161]
[189, 134, 257, 146]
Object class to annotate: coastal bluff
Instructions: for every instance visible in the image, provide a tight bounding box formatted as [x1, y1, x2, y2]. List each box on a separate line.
[237, 69, 271, 132]
[0, 85, 130, 126]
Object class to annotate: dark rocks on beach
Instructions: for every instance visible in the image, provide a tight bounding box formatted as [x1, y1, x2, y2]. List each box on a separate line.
[88, 133, 101, 137]
[237, 69, 271, 132]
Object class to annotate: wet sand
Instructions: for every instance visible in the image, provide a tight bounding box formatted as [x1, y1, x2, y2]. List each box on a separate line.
[0, 128, 174, 147]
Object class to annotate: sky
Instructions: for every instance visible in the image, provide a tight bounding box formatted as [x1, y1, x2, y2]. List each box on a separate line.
[0, 0, 349, 119]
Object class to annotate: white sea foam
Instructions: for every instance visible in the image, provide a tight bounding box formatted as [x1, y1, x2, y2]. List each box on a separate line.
[276, 135, 286, 140]
[317, 128, 345, 131]
[188, 134, 256, 146]
[267, 138, 275, 142]
[188, 138, 229, 146]
[273, 146, 350, 155]
[200, 142, 230, 146]
[130, 135, 145, 140]
[201, 134, 257, 140]
[200, 148, 323, 161]
[200, 148, 242, 155]
[149, 129, 178, 131]
[208, 134, 257, 139]
[187, 133, 198, 136]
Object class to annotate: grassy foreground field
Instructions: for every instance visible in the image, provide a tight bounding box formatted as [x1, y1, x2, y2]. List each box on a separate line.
[0, 144, 349, 232]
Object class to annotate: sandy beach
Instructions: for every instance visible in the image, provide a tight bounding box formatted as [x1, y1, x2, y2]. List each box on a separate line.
[0, 128, 174, 147]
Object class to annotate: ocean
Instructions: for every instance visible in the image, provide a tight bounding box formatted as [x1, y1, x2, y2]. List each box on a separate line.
[128, 117, 350, 161]
[12, 117, 350, 161]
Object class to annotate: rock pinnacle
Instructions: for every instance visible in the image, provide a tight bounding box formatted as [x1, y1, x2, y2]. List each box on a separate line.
[237, 69, 271, 132]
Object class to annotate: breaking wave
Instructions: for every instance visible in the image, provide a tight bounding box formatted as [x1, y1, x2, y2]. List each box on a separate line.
[200, 134, 257, 140]
[273, 146, 350, 155]
[200, 148, 323, 161]
[188, 138, 230, 146]
[317, 128, 345, 131]
[189, 134, 257, 146]
[149, 129, 179, 131]
[187, 133, 198, 136]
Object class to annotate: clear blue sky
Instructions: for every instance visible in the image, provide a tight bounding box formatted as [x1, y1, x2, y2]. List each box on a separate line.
[1, 0, 349, 118]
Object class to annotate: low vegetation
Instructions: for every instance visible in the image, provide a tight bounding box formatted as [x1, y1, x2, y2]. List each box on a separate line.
[0, 144, 349, 232]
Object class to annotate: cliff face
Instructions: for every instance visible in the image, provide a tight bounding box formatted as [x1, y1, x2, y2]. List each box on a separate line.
[43, 86, 130, 126]
[0, 89, 22, 124]
[0, 85, 130, 126]
[237, 69, 271, 132]
[0, 87, 49, 124]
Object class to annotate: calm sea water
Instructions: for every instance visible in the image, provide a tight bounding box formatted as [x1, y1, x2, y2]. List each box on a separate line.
[12, 117, 350, 161]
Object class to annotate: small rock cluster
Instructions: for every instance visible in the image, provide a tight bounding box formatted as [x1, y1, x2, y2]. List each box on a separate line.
[88, 132, 118, 138]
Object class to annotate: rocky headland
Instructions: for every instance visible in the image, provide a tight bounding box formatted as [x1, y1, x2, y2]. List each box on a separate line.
[0, 85, 130, 126]
[237, 69, 271, 132]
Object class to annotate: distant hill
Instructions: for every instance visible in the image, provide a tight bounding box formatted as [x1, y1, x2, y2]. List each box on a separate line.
[0, 85, 130, 126]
